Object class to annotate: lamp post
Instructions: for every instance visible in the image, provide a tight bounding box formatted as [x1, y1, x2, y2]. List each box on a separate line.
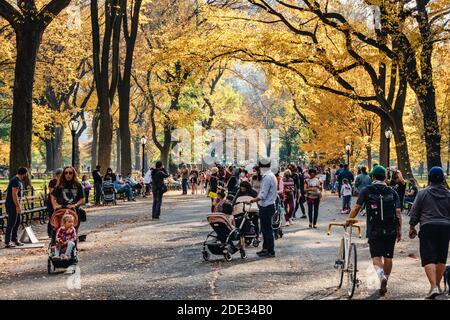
[68, 117, 80, 168]
[345, 144, 351, 168]
[385, 128, 392, 169]
[141, 136, 147, 176]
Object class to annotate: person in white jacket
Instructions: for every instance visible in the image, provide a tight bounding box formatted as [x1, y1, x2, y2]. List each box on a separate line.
[143, 169, 152, 197]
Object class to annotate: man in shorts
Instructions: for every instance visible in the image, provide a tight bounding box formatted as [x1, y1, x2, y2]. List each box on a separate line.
[409, 167, 450, 299]
[346, 165, 402, 296]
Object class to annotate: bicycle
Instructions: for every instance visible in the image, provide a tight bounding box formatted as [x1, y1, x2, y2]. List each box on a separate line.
[327, 219, 362, 299]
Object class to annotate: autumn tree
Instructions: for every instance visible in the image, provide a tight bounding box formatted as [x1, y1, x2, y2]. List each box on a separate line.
[0, 0, 72, 176]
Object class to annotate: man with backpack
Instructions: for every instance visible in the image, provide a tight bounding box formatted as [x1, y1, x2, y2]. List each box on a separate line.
[346, 165, 402, 296]
[409, 167, 450, 299]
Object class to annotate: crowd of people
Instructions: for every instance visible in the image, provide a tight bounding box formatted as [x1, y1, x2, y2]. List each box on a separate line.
[1, 157, 448, 300]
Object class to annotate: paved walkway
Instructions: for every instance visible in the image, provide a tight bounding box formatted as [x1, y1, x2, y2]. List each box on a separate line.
[0, 191, 447, 300]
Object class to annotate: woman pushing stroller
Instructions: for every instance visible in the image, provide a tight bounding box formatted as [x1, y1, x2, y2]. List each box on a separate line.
[50, 166, 85, 233]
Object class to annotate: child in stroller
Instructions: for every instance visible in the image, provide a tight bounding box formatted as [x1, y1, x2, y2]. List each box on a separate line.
[48, 209, 79, 274]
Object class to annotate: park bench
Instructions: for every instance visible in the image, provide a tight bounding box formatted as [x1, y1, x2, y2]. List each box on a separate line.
[20, 194, 48, 226]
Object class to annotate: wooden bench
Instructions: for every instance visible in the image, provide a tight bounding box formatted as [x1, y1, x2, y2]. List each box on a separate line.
[21, 194, 48, 226]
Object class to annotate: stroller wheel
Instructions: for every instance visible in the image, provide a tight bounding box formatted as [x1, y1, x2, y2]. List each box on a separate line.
[47, 258, 52, 275]
[202, 251, 210, 261]
[240, 249, 246, 259]
[224, 252, 232, 262]
[252, 239, 260, 248]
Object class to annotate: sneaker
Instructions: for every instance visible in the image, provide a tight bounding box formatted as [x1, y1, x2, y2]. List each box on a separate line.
[258, 251, 275, 258]
[313, 225, 318, 229]
[5, 243, 15, 248]
[309, 224, 313, 228]
[285, 221, 290, 227]
[425, 287, 440, 300]
[379, 277, 388, 296]
[300, 215, 307, 219]
[289, 218, 294, 224]
[14, 241, 24, 247]
[256, 249, 268, 256]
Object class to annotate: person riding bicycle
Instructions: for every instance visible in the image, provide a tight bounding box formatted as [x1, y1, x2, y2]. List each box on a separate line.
[346, 165, 402, 296]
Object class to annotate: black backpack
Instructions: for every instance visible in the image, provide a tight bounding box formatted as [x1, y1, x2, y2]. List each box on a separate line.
[365, 184, 398, 238]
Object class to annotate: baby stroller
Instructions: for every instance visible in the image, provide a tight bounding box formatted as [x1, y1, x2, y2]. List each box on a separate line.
[202, 212, 245, 262]
[233, 196, 261, 248]
[102, 180, 116, 205]
[273, 195, 284, 240]
[47, 208, 78, 274]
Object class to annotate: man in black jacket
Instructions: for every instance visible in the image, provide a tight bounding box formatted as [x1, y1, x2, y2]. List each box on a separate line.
[151, 161, 169, 220]
[92, 165, 103, 205]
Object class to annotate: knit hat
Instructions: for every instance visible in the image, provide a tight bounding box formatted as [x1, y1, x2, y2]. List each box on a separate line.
[370, 165, 386, 179]
[428, 166, 445, 183]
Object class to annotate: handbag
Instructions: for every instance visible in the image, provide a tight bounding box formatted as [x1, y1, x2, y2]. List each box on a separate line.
[161, 184, 168, 194]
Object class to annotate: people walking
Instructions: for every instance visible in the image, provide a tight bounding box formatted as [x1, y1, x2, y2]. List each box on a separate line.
[409, 167, 450, 299]
[304, 168, 323, 229]
[151, 161, 169, 220]
[390, 170, 406, 212]
[341, 178, 352, 214]
[190, 166, 199, 195]
[180, 164, 189, 195]
[346, 165, 402, 296]
[330, 165, 337, 193]
[282, 169, 295, 226]
[337, 164, 354, 198]
[404, 178, 418, 203]
[81, 175, 91, 205]
[295, 166, 307, 219]
[355, 166, 372, 195]
[247, 159, 278, 258]
[4, 167, 28, 248]
[92, 165, 103, 205]
[208, 167, 219, 212]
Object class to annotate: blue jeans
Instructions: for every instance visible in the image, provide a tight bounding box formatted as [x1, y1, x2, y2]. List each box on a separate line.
[342, 195, 352, 211]
[115, 183, 134, 200]
[182, 179, 188, 194]
[259, 204, 275, 254]
[55, 240, 76, 259]
[152, 191, 163, 219]
[331, 181, 337, 193]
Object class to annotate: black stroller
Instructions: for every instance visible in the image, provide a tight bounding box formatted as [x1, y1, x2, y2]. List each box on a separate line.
[102, 180, 116, 205]
[47, 208, 79, 274]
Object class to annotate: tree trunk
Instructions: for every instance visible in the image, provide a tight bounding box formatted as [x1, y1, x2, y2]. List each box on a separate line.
[116, 129, 121, 173]
[366, 144, 372, 170]
[418, 91, 442, 170]
[91, 112, 99, 172]
[118, 85, 131, 175]
[391, 115, 413, 179]
[45, 139, 54, 172]
[9, 27, 43, 176]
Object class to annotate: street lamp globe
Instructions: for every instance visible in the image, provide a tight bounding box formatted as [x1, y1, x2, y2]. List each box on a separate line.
[68, 117, 80, 132]
[140, 135, 147, 146]
[345, 144, 351, 152]
[385, 128, 392, 139]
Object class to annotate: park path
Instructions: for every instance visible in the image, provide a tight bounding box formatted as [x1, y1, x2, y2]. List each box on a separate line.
[0, 191, 447, 300]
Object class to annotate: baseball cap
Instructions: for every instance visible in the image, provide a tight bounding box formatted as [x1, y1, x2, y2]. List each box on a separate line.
[428, 166, 445, 183]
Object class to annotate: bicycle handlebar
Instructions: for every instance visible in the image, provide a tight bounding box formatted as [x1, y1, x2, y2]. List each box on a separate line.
[327, 220, 362, 239]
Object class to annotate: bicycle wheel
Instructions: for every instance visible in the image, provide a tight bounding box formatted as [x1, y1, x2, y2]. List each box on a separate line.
[336, 238, 345, 289]
[346, 243, 358, 299]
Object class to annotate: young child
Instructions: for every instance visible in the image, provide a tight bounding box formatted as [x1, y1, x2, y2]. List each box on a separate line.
[53, 214, 77, 260]
[213, 190, 227, 212]
[81, 175, 91, 205]
[341, 178, 352, 214]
